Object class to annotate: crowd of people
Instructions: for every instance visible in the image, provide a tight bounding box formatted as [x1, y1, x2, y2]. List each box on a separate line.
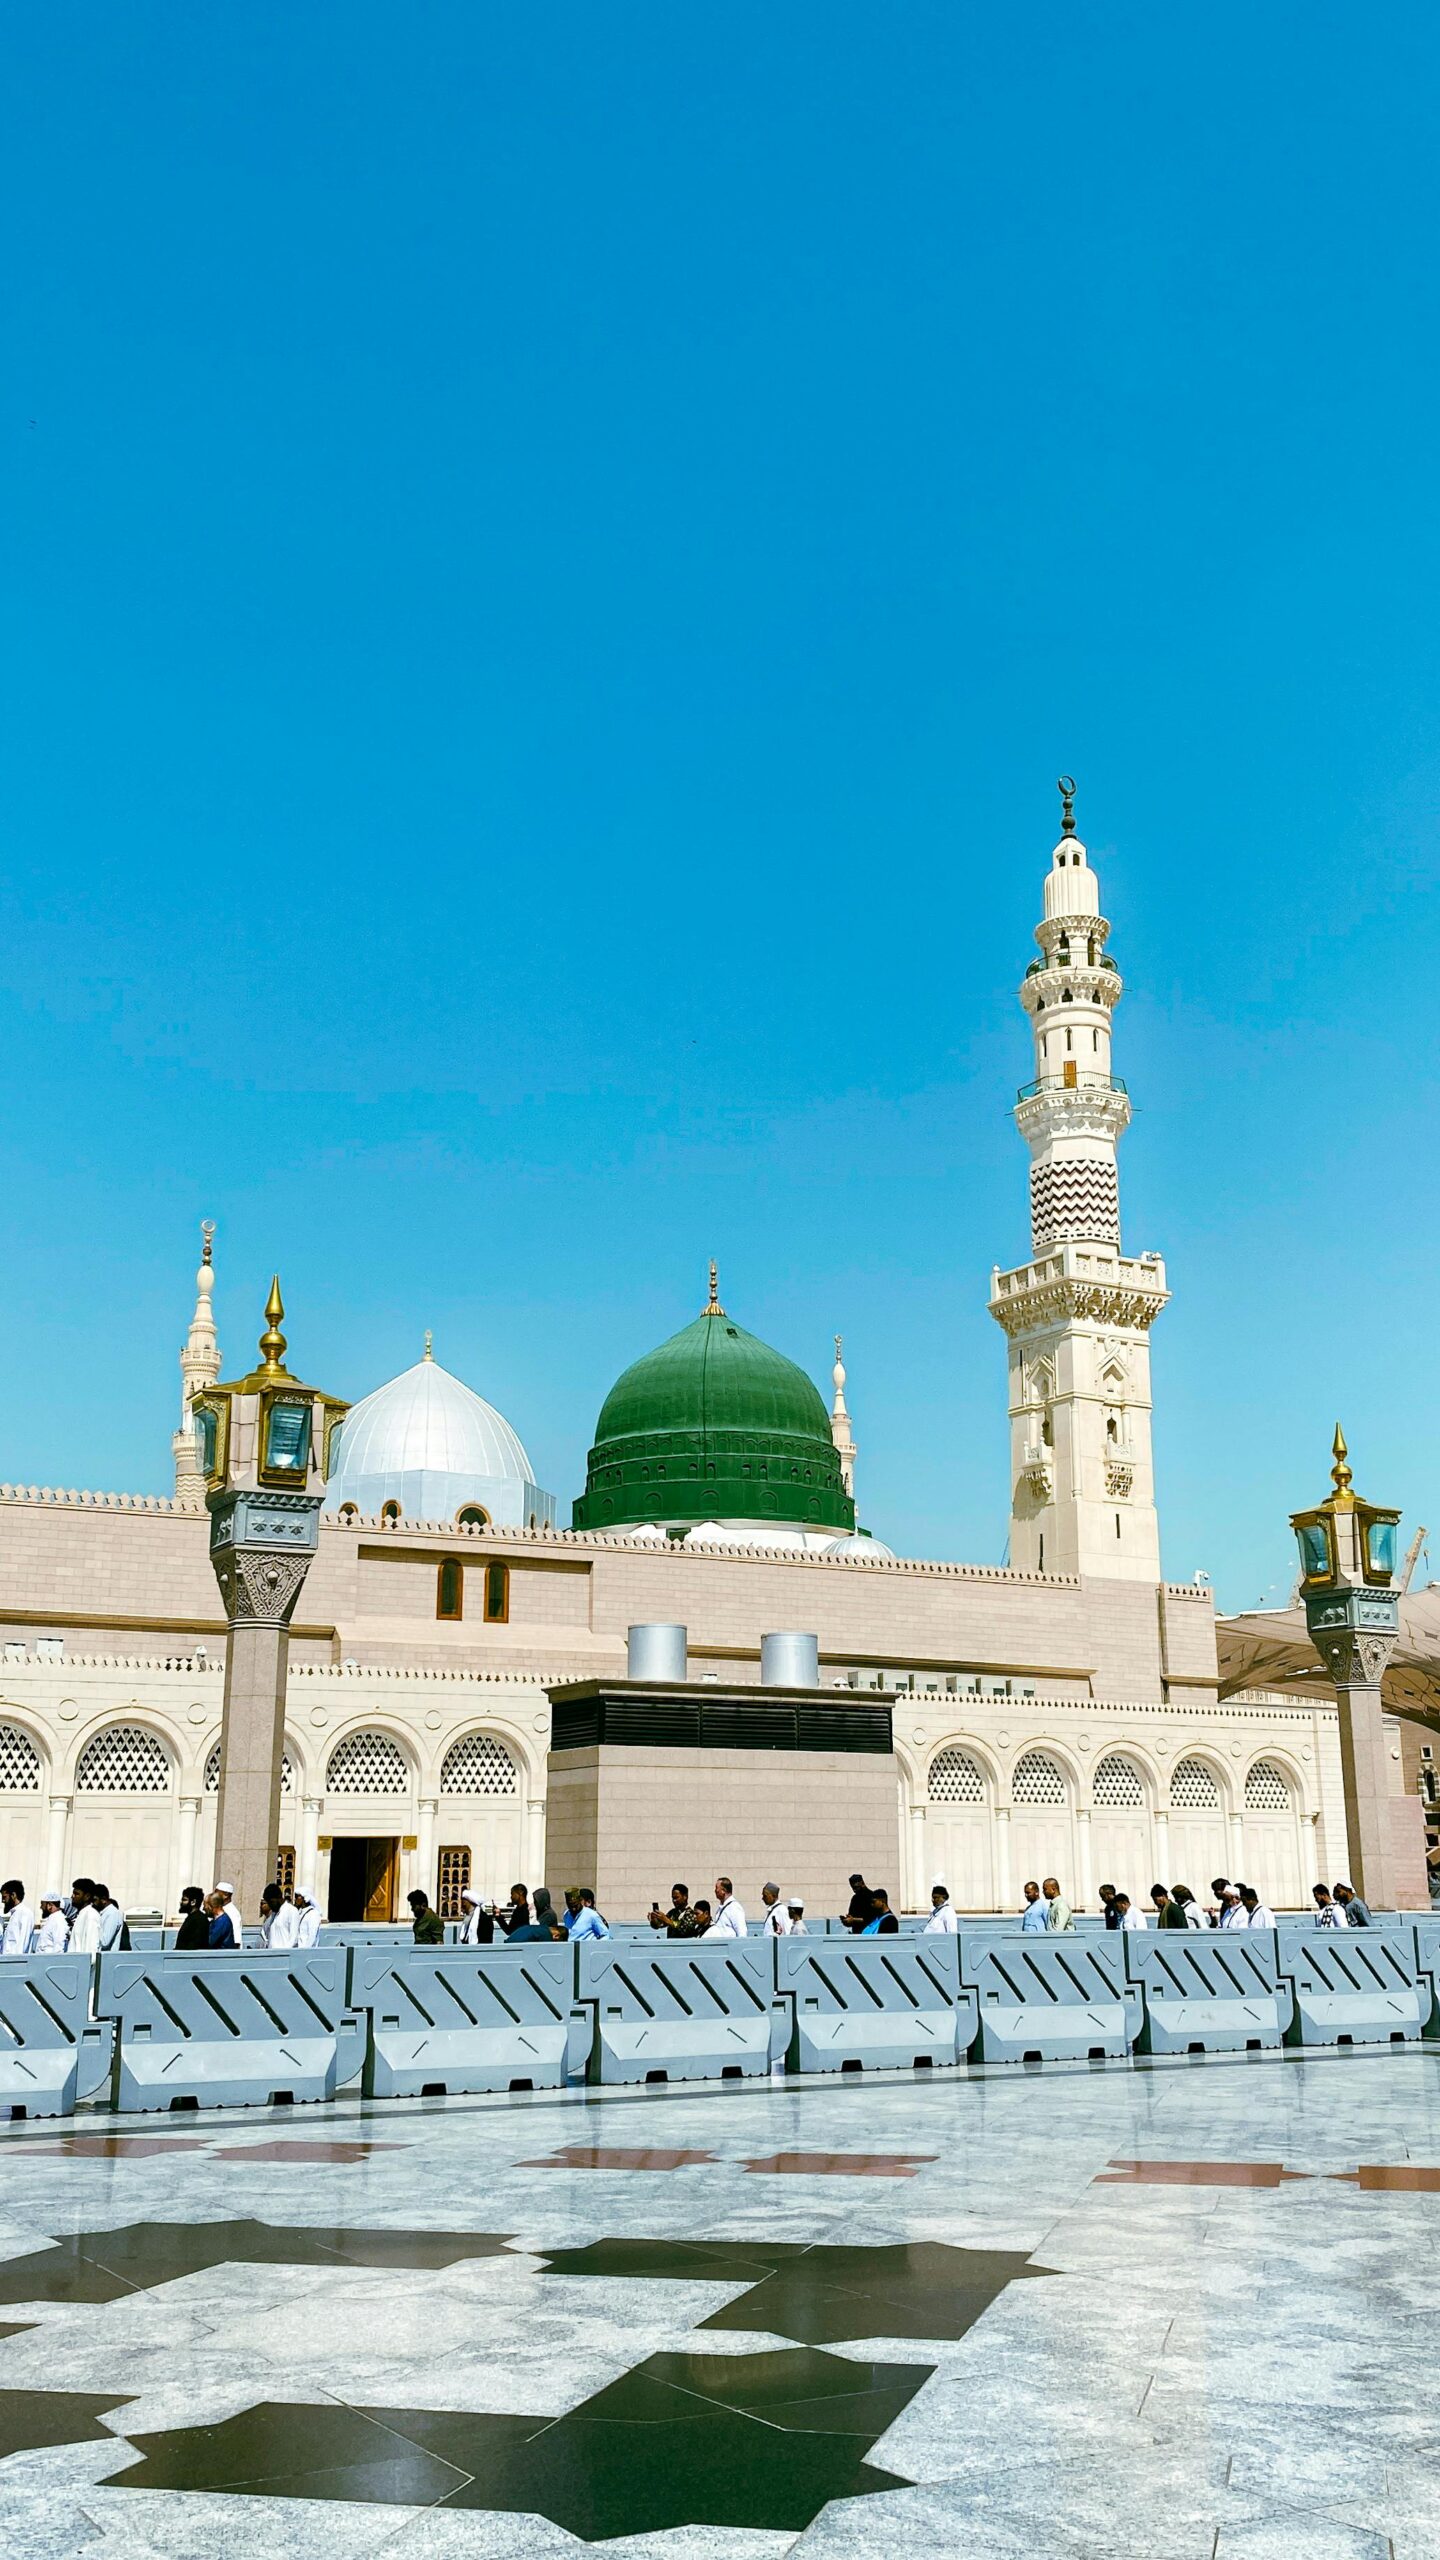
[0, 1869, 1381, 1953]
[1011, 1875, 1374, 1931]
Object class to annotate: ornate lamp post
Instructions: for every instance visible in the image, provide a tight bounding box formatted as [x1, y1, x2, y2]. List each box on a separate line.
[191, 1282, 348, 1924]
[1290, 1427, 1402, 1905]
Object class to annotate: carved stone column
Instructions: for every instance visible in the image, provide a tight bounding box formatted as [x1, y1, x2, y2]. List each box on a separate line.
[1306, 1589, 1401, 1906]
[208, 1488, 321, 1927]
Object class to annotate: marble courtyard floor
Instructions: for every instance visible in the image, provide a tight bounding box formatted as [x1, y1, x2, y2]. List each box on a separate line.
[0, 2050, 1437, 2558]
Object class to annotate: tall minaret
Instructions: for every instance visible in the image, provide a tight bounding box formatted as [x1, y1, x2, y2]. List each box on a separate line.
[988, 782, 1168, 1580]
[830, 1334, 857, 1499]
[172, 1221, 221, 1499]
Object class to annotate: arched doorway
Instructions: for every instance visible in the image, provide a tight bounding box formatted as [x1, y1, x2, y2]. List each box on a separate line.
[1008, 1749, 1075, 1903]
[323, 1730, 413, 1920]
[1242, 1759, 1303, 1908]
[1167, 1756, 1229, 1896]
[925, 1747, 994, 1911]
[70, 1724, 175, 1912]
[1090, 1753, 1151, 1901]
[0, 1722, 44, 1887]
[438, 1731, 525, 1910]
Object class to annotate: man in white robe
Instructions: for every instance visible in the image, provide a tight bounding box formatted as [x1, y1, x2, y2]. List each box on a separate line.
[292, 1886, 322, 1947]
[33, 1892, 69, 1952]
[68, 1882, 102, 1954]
[93, 1886, 125, 1952]
[266, 1890, 301, 1950]
[1, 1880, 34, 1954]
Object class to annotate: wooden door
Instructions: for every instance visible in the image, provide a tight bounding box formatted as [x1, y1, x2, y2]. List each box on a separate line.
[364, 1837, 397, 1921]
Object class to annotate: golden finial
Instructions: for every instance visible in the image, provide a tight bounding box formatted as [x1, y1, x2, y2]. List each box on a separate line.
[200, 1219, 215, 1268]
[702, 1259, 726, 1318]
[423, 1328, 434, 1361]
[258, 1276, 287, 1376]
[1057, 774, 1077, 837]
[1331, 1423, 1352, 1497]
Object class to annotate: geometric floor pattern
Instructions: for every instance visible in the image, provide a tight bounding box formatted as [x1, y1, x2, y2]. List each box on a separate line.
[2, 2047, 1439, 2553]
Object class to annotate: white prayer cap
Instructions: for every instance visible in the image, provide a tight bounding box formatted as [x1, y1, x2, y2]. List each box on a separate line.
[41, 1887, 62, 1904]
[216, 1881, 236, 1895]
[786, 1894, 804, 1909]
[293, 1883, 316, 1905]
[460, 1888, 480, 1905]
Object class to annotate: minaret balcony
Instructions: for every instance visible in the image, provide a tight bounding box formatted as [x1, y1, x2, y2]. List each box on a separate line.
[1017, 1070, 1126, 1103]
[989, 1241, 1169, 1336]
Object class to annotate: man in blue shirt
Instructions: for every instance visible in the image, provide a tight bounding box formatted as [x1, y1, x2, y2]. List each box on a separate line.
[1019, 1880, 1049, 1932]
[564, 1887, 609, 1941]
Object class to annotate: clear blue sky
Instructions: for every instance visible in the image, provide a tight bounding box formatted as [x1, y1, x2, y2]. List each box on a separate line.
[2, 5, 1436, 1611]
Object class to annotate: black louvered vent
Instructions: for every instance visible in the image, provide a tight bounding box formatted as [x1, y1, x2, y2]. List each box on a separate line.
[549, 1684, 894, 1756]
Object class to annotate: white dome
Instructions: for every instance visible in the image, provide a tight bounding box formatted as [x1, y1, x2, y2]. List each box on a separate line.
[325, 1355, 555, 1528]
[823, 1532, 897, 1563]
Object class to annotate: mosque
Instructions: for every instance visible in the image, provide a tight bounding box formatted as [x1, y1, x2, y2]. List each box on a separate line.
[0, 793, 1362, 1918]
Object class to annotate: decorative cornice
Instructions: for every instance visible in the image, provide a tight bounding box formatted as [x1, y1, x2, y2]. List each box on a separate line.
[990, 1276, 1169, 1336]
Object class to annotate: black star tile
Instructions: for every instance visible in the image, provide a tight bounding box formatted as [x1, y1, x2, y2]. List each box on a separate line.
[0, 2387, 135, 2462]
[120, 2400, 477, 2505]
[537, 2233, 1052, 2345]
[113, 2345, 930, 2536]
[0, 2219, 513, 2305]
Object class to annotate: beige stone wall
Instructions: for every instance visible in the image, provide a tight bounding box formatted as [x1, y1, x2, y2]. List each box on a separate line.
[0, 1490, 1370, 1916]
[545, 1743, 900, 1921]
[0, 1496, 1210, 1698]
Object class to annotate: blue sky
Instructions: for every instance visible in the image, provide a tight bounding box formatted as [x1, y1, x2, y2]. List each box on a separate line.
[1, 5, 1436, 1609]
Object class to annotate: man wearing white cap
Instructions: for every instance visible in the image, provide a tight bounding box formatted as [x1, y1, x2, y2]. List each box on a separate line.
[33, 1892, 69, 1953]
[458, 1888, 493, 1945]
[785, 1895, 807, 1935]
[292, 1885, 322, 1947]
[210, 1884, 241, 1948]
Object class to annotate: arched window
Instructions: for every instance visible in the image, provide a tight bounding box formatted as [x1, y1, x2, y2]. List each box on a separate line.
[75, 1725, 173, 1794]
[1244, 1760, 1291, 1813]
[436, 1559, 464, 1621]
[325, 1731, 409, 1795]
[456, 1505, 490, 1529]
[205, 1744, 292, 1795]
[483, 1561, 509, 1624]
[1171, 1757, 1220, 1810]
[380, 1501, 402, 1527]
[1011, 1750, 1066, 1806]
[928, 1748, 985, 1805]
[1093, 1754, 1145, 1808]
[0, 1724, 41, 1790]
[338, 1503, 359, 1523]
[440, 1732, 519, 1795]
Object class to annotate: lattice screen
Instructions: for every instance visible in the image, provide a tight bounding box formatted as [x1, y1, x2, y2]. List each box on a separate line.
[1011, 1750, 1066, 1806]
[440, 1733, 519, 1795]
[1093, 1754, 1145, 1809]
[325, 1731, 409, 1795]
[437, 1844, 472, 1919]
[0, 1724, 41, 1790]
[275, 1845, 296, 1897]
[1244, 1759, 1291, 1812]
[75, 1725, 173, 1794]
[928, 1748, 985, 1805]
[205, 1745, 292, 1795]
[1171, 1756, 1220, 1810]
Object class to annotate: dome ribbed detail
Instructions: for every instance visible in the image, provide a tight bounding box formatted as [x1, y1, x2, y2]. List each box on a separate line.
[572, 1311, 855, 1535]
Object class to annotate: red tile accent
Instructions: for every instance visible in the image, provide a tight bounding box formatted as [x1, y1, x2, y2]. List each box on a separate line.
[17, 2136, 211, 2159]
[741, 2153, 937, 2178]
[1352, 2164, 1440, 2191]
[1096, 2159, 1313, 2188]
[213, 2141, 408, 2163]
[519, 2146, 718, 2171]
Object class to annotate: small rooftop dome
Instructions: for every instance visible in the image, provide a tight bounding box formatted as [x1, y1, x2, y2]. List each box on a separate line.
[326, 1347, 555, 1528]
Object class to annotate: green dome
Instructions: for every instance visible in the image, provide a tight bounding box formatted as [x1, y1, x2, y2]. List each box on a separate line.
[572, 1298, 855, 1536]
